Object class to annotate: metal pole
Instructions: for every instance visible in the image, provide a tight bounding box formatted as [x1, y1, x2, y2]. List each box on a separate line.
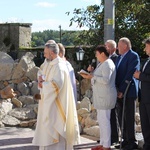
[59, 25, 62, 43]
[104, 0, 115, 42]
[79, 61, 81, 101]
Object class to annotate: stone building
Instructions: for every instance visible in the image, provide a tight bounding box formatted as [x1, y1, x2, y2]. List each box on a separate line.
[0, 23, 32, 52]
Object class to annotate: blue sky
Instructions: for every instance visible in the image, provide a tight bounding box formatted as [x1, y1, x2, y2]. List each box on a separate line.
[0, 0, 101, 32]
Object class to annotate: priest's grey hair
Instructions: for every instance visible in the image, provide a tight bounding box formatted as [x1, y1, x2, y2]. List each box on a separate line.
[45, 40, 59, 54]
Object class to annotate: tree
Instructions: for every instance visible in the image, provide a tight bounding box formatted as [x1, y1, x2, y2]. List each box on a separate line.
[67, 0, 150, 57]
[31, 30, 83, 47]
[66, 4, 104, 47]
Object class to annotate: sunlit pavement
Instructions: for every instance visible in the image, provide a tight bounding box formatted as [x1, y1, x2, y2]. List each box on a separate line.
[0, 127, 96, 150]
[0, 127, 143, 150]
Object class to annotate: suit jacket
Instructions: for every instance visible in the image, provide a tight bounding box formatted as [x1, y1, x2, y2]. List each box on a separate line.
[92, 59, 117, 110]
[115, 50, 140, 99]
[139, 59, 150, 103]
[110, 53, 118, 64]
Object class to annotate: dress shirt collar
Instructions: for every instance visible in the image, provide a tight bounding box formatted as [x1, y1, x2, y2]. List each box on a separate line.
[120, 50, 129, 59]
[109, 52, 116, 58]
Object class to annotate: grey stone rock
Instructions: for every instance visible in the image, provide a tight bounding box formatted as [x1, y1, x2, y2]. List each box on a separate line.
[18, 96, 35, 106]
[9, 107, 36, 120]
[1, 101, 13, 114]
[83, 126, 100, 138]
[81, 79, 91, 95]
[11, 98, 23, 108]
[77, 108, 90, 118]
[26, 104, 38, 115]
[17, 83, 30, 96]
[30, 81, 40, 96]
[80, 97, 91, 111]
[84, 115, 98, 128]
[20, 119, 37, 127]
[0, 52, 14, 80]
[19, 52, 35, 72]
[84, 89, 93, 99]
[11, 63, 26, 80]
[0, 107, 6, 121]
[26, 66, 39, 81]
[2, 115, 20, 126]
[0, 52, 14, 63]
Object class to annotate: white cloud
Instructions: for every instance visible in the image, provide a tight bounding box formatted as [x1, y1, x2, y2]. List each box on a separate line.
[35, 2, 56, 8]
[0, 17, 24, 23]
[31, 19, 88, 32]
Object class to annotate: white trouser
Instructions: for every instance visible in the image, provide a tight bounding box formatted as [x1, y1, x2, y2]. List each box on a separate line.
[97, 109, 111, 148]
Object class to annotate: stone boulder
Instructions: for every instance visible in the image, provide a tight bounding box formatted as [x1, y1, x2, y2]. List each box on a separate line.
[80, 97, 91, 111]
[18, 96, 35, 106]
[2, 115, 21, 126]
[0, 52, 14, 81]
[83, 126, 100, 138]
[0, 86, 17, 99]
[8, 107, 36, 120]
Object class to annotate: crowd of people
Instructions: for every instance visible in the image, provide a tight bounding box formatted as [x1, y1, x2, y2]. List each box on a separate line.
[32, 37, 150, 150]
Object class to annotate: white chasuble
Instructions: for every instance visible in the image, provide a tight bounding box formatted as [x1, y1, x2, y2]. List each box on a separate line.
[32, 57, 80, 150]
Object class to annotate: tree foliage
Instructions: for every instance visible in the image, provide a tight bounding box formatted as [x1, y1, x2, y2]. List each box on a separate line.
[66, 4, 104, 47]
[67, 0, 150, 57]
[31, 30, 82, 47]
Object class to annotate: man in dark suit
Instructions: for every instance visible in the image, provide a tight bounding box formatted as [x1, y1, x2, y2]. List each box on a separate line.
[134, 37, 150, 150]
[115, 37, 140, 150]
[105, 40, 119, 145]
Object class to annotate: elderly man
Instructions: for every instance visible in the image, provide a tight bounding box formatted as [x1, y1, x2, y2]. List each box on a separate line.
[105, 40, 119, 145]
[115, 37, 140, 150]
[134, 37, 150, 150]
[32, 40, 80, 150]
[105, 39, 118, 63]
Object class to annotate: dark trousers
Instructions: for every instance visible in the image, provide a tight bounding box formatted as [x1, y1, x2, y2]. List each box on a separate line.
[139, 102, 150, 150]
[110, 107, 119, 144]
[116, 98, 136, 143]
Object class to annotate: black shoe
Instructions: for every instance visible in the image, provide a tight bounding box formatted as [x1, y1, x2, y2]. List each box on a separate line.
[114, 141, 128, 149]
[111, 139, 119, 145]
[122, 142, 138, 150]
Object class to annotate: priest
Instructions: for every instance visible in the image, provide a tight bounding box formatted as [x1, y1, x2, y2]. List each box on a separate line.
[32, 40, 80, 150]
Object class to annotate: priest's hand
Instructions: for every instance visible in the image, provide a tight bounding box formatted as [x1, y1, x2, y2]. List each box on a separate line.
[38, 75, 45, 88]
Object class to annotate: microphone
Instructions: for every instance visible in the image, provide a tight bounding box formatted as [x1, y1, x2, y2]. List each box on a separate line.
[87, 59, 96, 72]
[90, 59, 96, 67]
